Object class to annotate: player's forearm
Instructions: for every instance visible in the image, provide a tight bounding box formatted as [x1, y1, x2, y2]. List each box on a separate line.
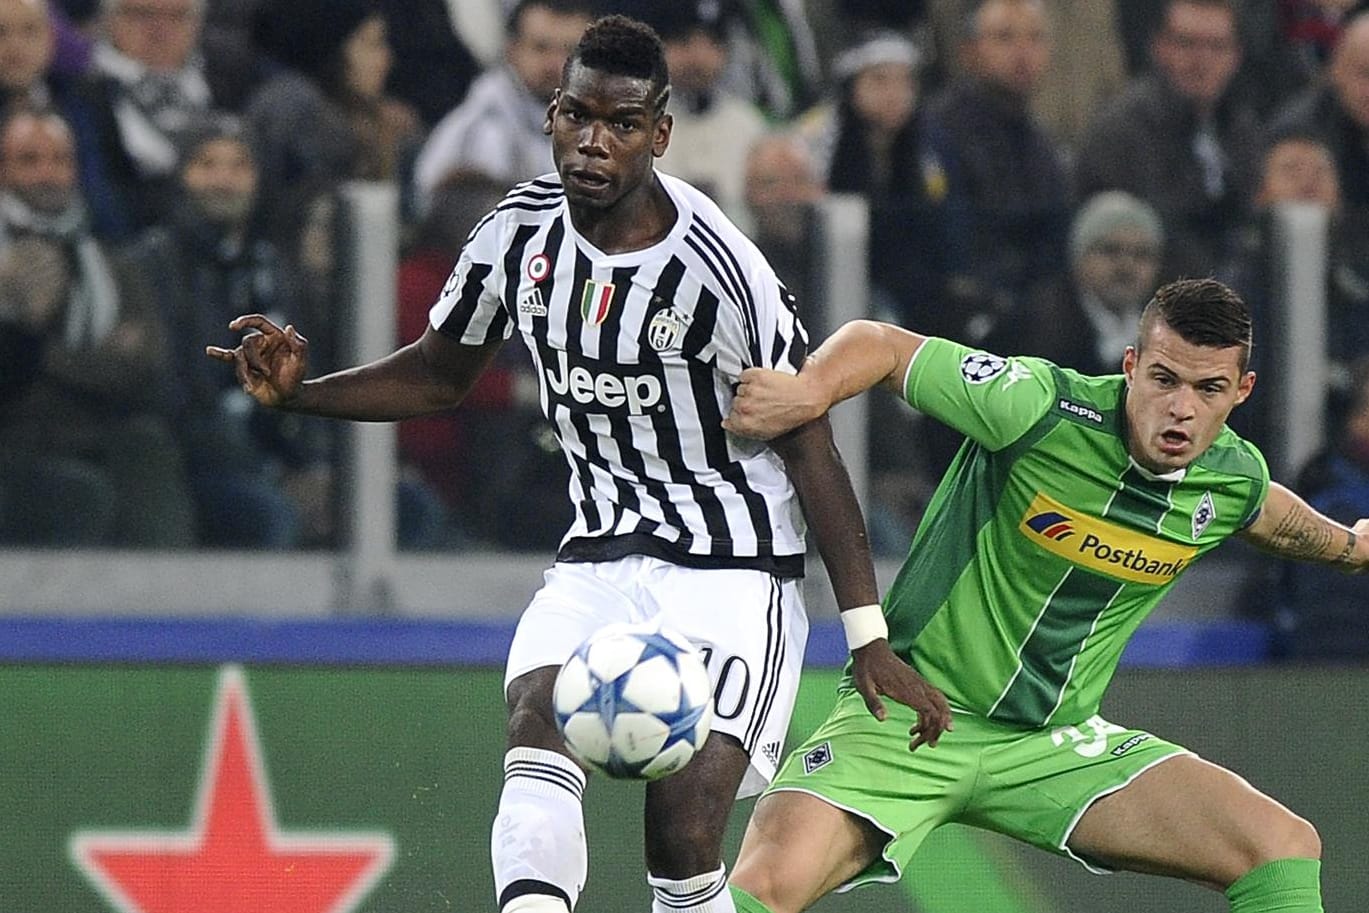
[1241, 483, 1369, 573]
[284, 342, 470, 421]
[772, 416, 880, 608]
[805, 320, 924, 407]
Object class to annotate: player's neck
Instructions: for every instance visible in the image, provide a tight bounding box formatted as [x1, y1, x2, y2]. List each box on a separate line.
[568, 174, 677, 255]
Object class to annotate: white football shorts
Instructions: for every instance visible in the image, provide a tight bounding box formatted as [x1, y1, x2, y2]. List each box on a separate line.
[505, 555, 809, 797]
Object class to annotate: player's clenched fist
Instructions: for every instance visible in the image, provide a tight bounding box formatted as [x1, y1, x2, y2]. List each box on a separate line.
[205, 314, 309, 408]
[724, 367, 829, 440]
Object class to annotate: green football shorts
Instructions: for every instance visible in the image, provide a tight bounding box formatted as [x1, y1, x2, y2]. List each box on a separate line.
[767, 687, 1191, 888]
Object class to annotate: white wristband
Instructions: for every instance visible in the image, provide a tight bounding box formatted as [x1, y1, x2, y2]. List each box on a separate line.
[841, 604, 888, 650]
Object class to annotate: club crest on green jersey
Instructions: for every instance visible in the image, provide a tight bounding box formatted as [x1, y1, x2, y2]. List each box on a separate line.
[1192, 491, 1216, 540]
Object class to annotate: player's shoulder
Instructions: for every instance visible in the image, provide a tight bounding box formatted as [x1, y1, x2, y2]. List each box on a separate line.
[661, 171, 770, 276]
[466, 173, 565, 243]
[1195, 424, 1270, 485]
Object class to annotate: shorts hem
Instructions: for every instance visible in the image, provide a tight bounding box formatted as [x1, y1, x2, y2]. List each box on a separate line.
[765, 786, 903, 892]
[1057, 748, 1195, 874]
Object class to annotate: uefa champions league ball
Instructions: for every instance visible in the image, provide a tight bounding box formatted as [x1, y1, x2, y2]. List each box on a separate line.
[553, 624, 714, 780]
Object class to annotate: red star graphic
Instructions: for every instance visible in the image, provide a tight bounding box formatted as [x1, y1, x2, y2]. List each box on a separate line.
[70, 667, 394, 913]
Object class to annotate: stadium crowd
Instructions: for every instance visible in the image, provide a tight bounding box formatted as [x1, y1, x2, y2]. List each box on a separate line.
[0, 0, 1365, 648]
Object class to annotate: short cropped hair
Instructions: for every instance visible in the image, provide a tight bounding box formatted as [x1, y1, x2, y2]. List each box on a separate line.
[1139, 278, 1253, 371]
[563, 15, 671, 114]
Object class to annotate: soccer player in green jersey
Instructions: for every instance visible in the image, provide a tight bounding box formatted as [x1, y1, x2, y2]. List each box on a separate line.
[721, 278, 1369, 913]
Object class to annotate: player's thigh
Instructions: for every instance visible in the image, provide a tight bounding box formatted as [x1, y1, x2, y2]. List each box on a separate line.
[965, 716, 1182, 868]
[503, 561, 640, 749]
[731, 790, 887, 913]
[642, 560, 809, 799]
[643, 730, 752, 876]
[504, 560, 641, 694]
[744, 688, 973, 897]
[1068, 753, 1321, 889]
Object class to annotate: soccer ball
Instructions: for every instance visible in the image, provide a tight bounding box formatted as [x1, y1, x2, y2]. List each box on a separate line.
[553, 624, 714, 780]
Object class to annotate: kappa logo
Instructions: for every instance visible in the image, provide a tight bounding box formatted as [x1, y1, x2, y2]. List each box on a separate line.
[1058, 398, 1104, 423]
[802, 741, 833, 774]
[1192, 491, 1216, 540]
[1110, 732, 1153, 756]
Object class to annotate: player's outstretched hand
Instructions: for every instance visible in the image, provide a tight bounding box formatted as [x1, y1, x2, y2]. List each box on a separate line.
[205, 314, 309, 408]
[723, 367, 828, 440]
[851, 639, 952, 751]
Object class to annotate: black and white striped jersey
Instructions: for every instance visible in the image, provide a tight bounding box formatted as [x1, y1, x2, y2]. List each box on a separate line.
[429, 171, 810, 576]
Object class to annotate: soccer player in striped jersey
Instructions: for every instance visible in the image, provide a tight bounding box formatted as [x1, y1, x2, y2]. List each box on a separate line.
[722, 278, 1369, 913]
[207, 14, 952, 913]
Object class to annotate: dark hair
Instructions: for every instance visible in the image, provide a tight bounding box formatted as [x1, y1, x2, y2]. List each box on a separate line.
[563, 14, 671, 114]
[1139, 278, 1253, 370]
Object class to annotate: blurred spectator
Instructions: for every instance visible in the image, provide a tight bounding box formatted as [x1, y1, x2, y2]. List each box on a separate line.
[0, 108, 194, 546]
[123, 114, 321, 547]
[646, 0, 767, 224]
[1031, 0, 1127, 155]
[1270, 10, 1369, 214]
[921, 0, 1068, 349]
[1076, 0, 1262, 282]
[798, 30, 968, 334]
[376, 0, 481, 128]
[397, 170, 564, 549]
[1279, 0, 1369, 69]
[247, 0, 422, 273]
[742, 131, 824, 307]
[0, 0, 130, 240]
[1028, 191, 1165, 376]
[694, 0, 822, 121]
[75, 0, 220, 235]
[1277, 354, 1369, 659]
[413, 0, 593, 206]
[1227, 132, 1369, 441]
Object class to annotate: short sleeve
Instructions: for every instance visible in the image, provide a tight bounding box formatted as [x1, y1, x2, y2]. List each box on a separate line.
[902, 337, 1055, 450]
[428, 215, 513, 345]
[708, 237, 808, 381]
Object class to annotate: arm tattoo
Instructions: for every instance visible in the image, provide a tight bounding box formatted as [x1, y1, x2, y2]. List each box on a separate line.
[1334, 529, 1358, 569]
[1266, 503, 1336, 562]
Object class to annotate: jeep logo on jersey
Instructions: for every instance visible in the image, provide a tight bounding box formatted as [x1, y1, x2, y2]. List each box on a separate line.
[1018, 491, 1198, 585]
[544, 349, 664, 415]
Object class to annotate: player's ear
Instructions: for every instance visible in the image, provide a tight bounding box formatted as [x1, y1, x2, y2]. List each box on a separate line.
[652, 111, 673, 158]
[1121, 346, 1138, 385]
[544, 89, 561, 135]
[1234, 370, 1256, 405]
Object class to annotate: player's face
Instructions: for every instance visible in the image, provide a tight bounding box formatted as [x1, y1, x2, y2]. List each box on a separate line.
[546, 62, 670, 211]
[1122, 319, 1254, 473]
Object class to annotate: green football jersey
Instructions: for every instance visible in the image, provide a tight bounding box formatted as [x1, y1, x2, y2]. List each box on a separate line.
[877, 337, 1269, 728]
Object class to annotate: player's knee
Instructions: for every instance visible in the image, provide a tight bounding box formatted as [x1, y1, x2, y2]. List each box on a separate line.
[729, 862, 790, 913]
[1271, 813, 1321, 861]
[644, 817, 723, 877]
[1239, 810, 1322, 877]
